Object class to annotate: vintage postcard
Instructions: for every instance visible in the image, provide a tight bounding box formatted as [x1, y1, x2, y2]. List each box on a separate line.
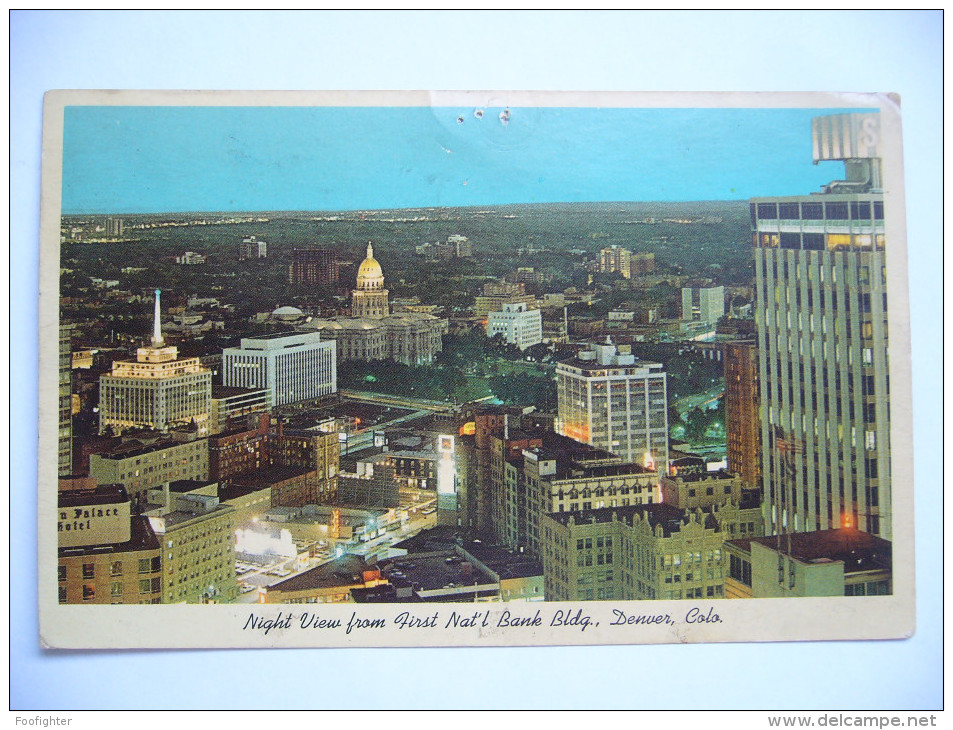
[38, 90, 914, 649]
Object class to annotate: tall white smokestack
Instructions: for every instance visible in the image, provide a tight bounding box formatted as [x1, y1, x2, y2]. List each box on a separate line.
[151, 289, 164, 347]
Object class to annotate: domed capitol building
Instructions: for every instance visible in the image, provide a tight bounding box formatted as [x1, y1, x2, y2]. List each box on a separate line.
[301, 242, 447, 366]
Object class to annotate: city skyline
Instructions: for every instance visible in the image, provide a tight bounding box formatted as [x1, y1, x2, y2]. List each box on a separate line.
[43, 92, 914, 651]
[61, 105, 866, 215]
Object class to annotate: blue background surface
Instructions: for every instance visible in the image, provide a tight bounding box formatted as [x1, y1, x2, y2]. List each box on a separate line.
[10, 10, 942, 710]
[61, 105, 853, 213]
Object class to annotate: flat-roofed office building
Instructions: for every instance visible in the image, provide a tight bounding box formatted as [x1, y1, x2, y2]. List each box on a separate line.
[556, 340, 669, 473]
[222, 332, 336, 407]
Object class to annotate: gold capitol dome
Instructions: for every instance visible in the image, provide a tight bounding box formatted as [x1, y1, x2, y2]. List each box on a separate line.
[356, 241, 384, 290]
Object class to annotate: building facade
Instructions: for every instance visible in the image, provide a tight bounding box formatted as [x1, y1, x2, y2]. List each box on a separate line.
[724, 528, 891, 599]
[59, 324, 73, 475]
[209, 386, 273, 434]
[556, 341, 669, 472]
[600, 245, 631, 279]
[540, 503, 743, 602]
[723, 340, 761, 489]
[145, 487, 238, 604]
[289, 248, 339, 286]
[629, 252, 656, 276]
[222, 332, 337, 407]
[271, 426, 341, 503]
[57, 485, 162, 604]
[99, 291, 212, 435]
[487, 301, 543, 351]
[681, 285, 725, 325]
[521, 447, 657, 559]
[752, 112, 891, 539]
[208, 413, 272, 481]
[304, 243, 447, 366]
[88, 434, 210, 503]
[239, 235, 267, 259]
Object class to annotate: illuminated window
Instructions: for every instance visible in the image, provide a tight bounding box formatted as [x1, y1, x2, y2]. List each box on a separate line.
[826, 234, 851, 251]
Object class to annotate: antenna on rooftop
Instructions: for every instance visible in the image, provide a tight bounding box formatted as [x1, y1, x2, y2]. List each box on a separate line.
[151, 289, 164, 347]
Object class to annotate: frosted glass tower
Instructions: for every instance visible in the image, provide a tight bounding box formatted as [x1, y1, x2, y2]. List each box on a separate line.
[751, 113, 891, 539]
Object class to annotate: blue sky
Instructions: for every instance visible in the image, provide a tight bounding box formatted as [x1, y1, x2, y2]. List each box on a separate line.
[62, 105, 859, 214]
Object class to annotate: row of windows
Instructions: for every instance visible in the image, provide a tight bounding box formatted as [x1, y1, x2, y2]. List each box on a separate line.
[59, 577, 161, 603]
[753, 200, 883, 223]
[59, 557, 160, 582]
[755, 231, 885, 252]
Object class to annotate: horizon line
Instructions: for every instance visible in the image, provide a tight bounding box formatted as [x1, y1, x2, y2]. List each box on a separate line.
[60, 199, 755, 217]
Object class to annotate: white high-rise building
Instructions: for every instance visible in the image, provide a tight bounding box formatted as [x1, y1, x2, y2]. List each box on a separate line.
[487, 301, 543, 350]
[556, 341, 669, 472]
[99, 290, 212, 435]
[681, 285, 725, 324]
[752, 112, 891, 539]
[240, 236, 267, 259]
[222, 332, 336, 407]
[600, 245, 631, 279]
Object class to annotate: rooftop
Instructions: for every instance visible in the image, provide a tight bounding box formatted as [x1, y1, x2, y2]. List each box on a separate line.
[92, 436, 198, 460]
[727, 529, 892, 572]
[58, 484, 129, 508]
[350, 584, 423, 603]
[665, 468, 737, 483]
[460, 541, 543, 580]
[545, 503, 718, 538]
[230, 465, 315, 487]
[167, 479, 218, 494]
[267, 554, 369, 593]
[378, 551, 496, 594]
[211, 385, 272, 399]
[218, 483, 271, 502]
[157, 504, 233, 529]
[391, 526, 461, 553]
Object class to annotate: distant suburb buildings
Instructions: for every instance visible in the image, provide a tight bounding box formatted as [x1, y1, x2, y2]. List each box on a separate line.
[289, 247, 339, 287]
[752, 112, 891, 539]
[599, 245, 655, 279]
[98, 290, 212, 435]
[302, 242, 448, 366]
[556, 340, 669, 473]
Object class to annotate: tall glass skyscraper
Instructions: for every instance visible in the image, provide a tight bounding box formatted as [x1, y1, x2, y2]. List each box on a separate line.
[751, 113, 891, 539]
